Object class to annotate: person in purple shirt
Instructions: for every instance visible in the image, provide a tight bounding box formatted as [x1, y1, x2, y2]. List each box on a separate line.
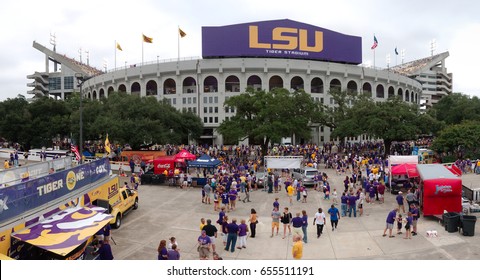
[301, 210, 308, 243]
[94, 240, 114, 260]
[197, 230, 212, 260]
[237, 219, 249, 249]
[410, 204, 419, 236]
[273, 197, 280, 210]
[396, 192, 405, 213]
[167, 244, 180, 260]
[347, 192, 358, 218]
[383, 208, 399, 238]
[368, 184, 376, 204]
[228, 187, 238, 211]
[340, 192, 348, 217]
[225, 218, 239, 253]
[291, 212, 304, 240]
[404, 212, 413, 239]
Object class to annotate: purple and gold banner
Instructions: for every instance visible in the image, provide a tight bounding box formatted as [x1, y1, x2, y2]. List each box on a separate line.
[0, 158, 110, 225]
[202, 19, 362, 64]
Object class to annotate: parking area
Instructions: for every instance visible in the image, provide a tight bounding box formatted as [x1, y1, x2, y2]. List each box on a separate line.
[110, 171, 480, 260]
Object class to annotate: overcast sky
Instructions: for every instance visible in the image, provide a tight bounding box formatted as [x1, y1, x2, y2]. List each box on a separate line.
[1, 0, 479, 101]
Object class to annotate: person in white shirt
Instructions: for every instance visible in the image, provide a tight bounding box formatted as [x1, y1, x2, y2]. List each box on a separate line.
[313, 208, 326, 238]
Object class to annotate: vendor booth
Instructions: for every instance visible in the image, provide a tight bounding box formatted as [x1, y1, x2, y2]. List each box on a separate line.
[417, 164, 462, 216]
[174, 149, 196, 163]
[187, 154, 221, 186]
[388, 155, 419, 193]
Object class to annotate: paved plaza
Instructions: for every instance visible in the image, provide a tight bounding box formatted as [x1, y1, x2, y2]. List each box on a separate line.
[110, 171, 479, 260]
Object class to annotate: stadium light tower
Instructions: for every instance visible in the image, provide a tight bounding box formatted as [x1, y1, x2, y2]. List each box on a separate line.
[75, 73, 93, 164]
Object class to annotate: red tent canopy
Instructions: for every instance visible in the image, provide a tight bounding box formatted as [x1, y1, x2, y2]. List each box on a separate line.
[446, 164, 462, 176]
[391, 163, 419, 178]
[174, 149, 196, 163]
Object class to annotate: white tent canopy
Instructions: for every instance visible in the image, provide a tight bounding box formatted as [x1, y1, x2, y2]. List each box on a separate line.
[264, 156, 303, 169]
[389, 155, 418, 166]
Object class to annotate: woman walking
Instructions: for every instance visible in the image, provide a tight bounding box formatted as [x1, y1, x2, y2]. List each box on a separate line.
[248, 208, 258, 238]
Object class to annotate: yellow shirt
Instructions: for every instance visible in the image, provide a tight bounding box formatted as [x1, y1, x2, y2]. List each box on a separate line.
[287, 185, 295, 196]
[3, 161, 9, 169]
[200, 223, 205, 231]
[292, 240, 303, 259]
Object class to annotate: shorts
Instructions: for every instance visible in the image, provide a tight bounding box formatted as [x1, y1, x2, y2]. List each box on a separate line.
[386, 223, 394, 229]
[198, 246, 210, 258]
[412, 219, 418, 227]
[293, 227, 303, 237]
[208, 236, 216, 244]
[272, 222, 279, 229]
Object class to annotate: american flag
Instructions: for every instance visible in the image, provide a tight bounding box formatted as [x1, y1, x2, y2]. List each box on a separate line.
[71, 143, 81, 161]
[371, 35, 378, 50]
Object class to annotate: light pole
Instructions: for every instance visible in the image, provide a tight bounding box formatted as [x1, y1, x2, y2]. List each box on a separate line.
[75, 73, 93, 164]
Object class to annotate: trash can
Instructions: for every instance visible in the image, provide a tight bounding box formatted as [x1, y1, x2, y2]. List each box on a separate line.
[460, 215, 477, 236]
[444, 212, 460, 233]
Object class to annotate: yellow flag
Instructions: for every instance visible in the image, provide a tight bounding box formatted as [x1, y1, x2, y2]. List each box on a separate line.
[179, 28, 187, 38]
[105, 134, 111, 154]
[116, 42, 122, 51]
[142, 34, 153, 43]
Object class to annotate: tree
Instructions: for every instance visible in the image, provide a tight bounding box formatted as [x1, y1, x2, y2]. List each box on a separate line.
[428, 93, 480, 125]
[430, 120, 480, 159]
[218, 87, 320, 159]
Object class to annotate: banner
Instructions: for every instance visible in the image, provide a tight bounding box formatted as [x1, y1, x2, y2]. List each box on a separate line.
[264, 156, 302, 169]
[0, 158, 110, 225]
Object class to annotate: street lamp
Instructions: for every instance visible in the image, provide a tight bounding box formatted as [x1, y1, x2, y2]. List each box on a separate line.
[75, 73, 93, 164]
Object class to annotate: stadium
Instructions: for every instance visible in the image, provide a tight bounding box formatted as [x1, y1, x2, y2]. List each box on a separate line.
[27, 19, 452, 145]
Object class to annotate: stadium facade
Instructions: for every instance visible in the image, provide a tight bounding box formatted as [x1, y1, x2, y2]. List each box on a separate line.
[28, 19, 449, 145]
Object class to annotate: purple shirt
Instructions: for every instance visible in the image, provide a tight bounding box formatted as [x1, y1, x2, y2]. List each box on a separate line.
[226, 222, 239, 234]
[167, 249, 180, 260]
[238, 223, 248, 236]
[347, 195, 358, 206]
[411, 208, 419, 220]
[302, 215, 308, 227]
[229, 189, 238, 201]
[292, 216, 303, 228]
[386, 210, 397, 224]
[198, 235, 211, 245]
[341, 195, 348, 204]
[396, 194, 404, 205]
[406, 216, 413, 226]
[273, 201, 279, 209]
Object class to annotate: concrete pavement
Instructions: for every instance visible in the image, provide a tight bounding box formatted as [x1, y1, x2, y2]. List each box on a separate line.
[111, 171, 480, 260]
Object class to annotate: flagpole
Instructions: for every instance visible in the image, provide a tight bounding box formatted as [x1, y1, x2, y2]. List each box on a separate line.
[115, 40, 117, 69]
[178, 26, 180, 61]
[373, 34, 376, 68]
[142, 37, 144, 65]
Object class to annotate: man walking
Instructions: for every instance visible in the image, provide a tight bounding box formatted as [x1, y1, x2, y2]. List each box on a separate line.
[202, 219, 218, 253]
[313, 208, 326, 238]
[327, 204, 340, 231]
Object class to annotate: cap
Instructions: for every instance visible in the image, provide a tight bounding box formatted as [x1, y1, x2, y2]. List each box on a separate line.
[398, 191, 403, 194]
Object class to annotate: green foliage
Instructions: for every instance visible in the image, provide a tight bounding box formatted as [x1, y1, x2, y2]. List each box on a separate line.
[218, 88, 320, 148]
[0, 93, 203, 150]
[430, 120, 480, 159]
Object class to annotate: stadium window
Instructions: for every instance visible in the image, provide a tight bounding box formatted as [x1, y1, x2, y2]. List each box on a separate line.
[214, 117, 218, 123]
[209, 117, 213, 123]
[225, 107, 229, 113]
[172, 98, 176, 105]
[183, 97, 187, 104]
[215, 107, 218, 113]
[188, 97, 191, 104]
[193, 107, 197, 114]
[204, 96, 208, 104]
[193, 97, 197, 104]
[48, 77, 61, 90]
[209, 96, 213, 103]
[209, 107, 213, 113]
[204, 117, 208, 123]
[64, 76, 74, 90]
[214, 96, 218, 103]
[204, 107, 208, 113]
